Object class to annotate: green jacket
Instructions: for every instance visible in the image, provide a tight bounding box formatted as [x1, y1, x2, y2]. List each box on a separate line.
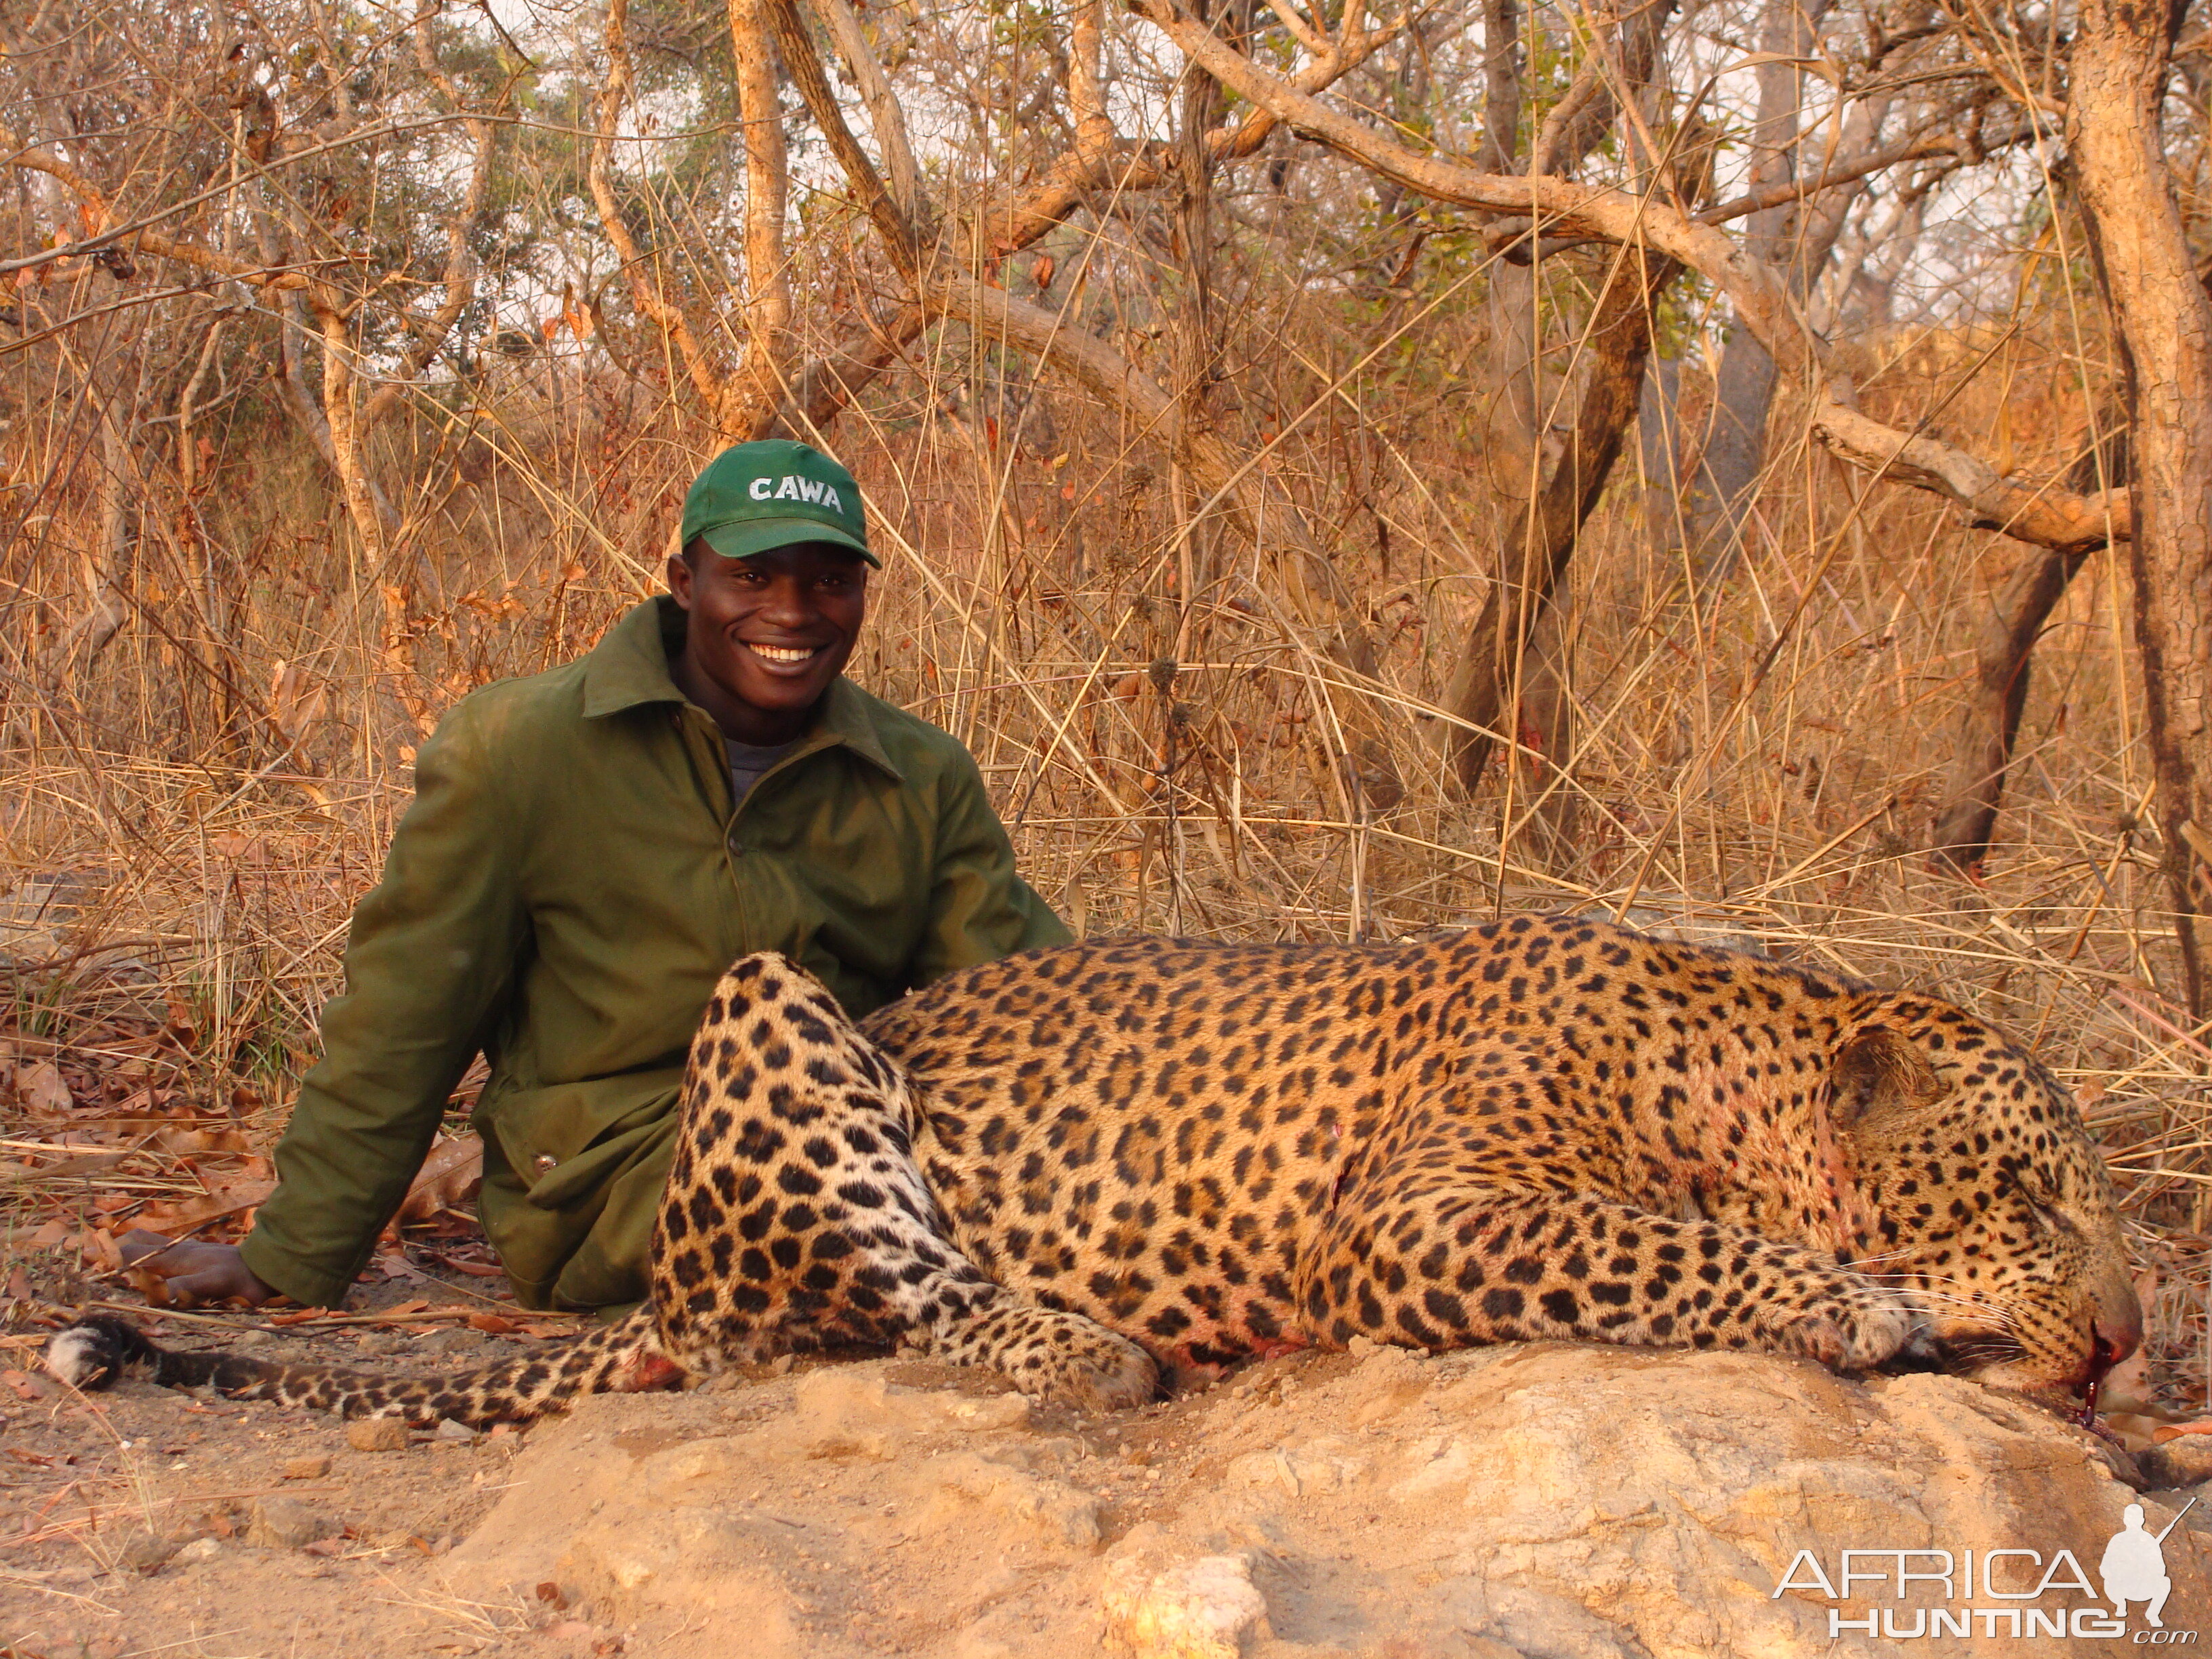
[240, 598, 1069, 1311]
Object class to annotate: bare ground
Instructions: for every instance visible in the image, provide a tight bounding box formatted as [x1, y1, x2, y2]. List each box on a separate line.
[3, 1286, 2210, 1659]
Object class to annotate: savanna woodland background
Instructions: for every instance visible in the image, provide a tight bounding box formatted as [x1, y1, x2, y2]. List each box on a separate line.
[1, 0, 2209, 1425]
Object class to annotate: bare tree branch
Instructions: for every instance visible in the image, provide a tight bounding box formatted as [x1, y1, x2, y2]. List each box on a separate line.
[1132, 0, 2131, 556]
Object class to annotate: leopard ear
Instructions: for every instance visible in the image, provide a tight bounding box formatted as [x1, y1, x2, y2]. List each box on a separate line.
[1830, 1025, 1944, 1133]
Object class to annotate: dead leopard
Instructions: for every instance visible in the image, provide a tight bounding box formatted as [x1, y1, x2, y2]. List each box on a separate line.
[47, 918, 2140, 1425]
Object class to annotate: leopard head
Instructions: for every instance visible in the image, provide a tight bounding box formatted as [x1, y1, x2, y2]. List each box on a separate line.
[1830, 1000, 2139, 1397]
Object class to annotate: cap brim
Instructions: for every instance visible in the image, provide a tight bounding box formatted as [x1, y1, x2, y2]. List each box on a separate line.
[698, 517, 878, 568]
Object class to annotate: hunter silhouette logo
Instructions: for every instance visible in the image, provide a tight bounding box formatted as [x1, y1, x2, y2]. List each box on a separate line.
[2104, 1499, 2196, 1630]
[1772, 1495, 2199, 1641]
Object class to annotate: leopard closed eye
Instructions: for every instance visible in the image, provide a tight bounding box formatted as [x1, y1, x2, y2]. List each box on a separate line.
[47, 917, 2140, 1425]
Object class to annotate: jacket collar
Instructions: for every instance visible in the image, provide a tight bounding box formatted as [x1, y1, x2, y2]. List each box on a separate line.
[580, 596, 903, 781]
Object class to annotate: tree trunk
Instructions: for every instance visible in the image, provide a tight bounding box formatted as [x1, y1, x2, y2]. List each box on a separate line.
[1455, 0, 1677, 842]
[729, 0, 794, 438]
[1926, 413, 2125, 874]
[1678, 0, 1832, 583]
[1447, 244, 1682, 793]
[2068, 0, 2212, 1016]
[1927, 543, 2091, 874]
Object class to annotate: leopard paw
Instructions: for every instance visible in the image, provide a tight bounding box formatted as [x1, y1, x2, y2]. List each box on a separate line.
[1769, 1285, 1917, 1371]
[928, 1304, 1160, 1410]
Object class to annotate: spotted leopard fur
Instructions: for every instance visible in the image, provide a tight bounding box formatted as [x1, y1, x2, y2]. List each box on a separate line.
[47, 918, 2139, 1423]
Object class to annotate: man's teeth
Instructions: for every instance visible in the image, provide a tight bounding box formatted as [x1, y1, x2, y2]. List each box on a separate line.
[750, 644, 817, 664]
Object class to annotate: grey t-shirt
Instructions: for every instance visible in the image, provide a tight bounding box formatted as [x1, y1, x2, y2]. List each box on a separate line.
[727, 735, 802, 804]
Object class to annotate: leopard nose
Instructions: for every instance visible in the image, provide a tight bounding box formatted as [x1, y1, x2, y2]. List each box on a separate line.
[2095, 1307, 2144, 1368]
[2089, 1263, 2145, 1368]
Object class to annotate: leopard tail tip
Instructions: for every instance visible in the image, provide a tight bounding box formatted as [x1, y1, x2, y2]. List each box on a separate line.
[43, 1316, 147, 1391]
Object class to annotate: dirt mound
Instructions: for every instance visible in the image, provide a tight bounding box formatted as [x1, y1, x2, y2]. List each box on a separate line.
[6, 1338, 2202, 1656]
[443, 1342, 2200, 1658]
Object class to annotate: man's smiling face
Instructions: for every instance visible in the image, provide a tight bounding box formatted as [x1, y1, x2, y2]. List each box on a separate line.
[667, 540, 869, 745]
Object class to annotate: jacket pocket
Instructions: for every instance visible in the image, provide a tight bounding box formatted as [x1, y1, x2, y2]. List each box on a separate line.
[480, 1068, 685, 1210]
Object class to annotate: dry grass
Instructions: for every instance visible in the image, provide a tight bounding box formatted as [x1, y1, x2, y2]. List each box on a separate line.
[1, 244, 2205, 1418]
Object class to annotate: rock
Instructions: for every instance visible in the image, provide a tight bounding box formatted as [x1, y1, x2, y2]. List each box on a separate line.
[1101, 1553, 1272, 1658]
[436, 1418, 477, 1441]
[787, 1366, 1030, 1458]
[443, 1349, 2200, 1658]
[2142, 1434, 2212, 1488]
[917, 1450, 1102, 1551]
[173, 1537, 222, 1567]
[117, 1532, 178, 1574]
[247, 1496, 335, 1550]
[1224, 1442, 1364, 1498]
[281, 1454, 332, 1481]
[346, 1417, 409, 1452]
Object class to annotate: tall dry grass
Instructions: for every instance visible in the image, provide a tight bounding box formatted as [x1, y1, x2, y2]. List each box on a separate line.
[1, 232, 2204, 1412]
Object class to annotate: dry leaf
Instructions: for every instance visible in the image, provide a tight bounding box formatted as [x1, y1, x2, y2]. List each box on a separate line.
[26, 1219, 70, 1248]
[2107, 1412, 2169, 1452]
[152, 1124, 254, 1160]
[396, 1134, 483, 1225]
[207, 830, 268, 863]
[18, 1063, 72, 1115]
[466, 1312, 520, 1334]
[134, 1177, 274, 1235]
[426, 1251, 504, 1277]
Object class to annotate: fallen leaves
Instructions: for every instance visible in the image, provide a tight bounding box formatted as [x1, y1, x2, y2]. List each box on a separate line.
[14, 1062, 73, 1115]
[131, 1176, 276, 1238]
[394, 1134, 483, 1226]
[422, 1250, 504, 1277]
[150, 1124, 254, 1160]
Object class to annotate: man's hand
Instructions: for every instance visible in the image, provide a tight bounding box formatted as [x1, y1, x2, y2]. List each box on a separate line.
[118, 1230, 279, 1307]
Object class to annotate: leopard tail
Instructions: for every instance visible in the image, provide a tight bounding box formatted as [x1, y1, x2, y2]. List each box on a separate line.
[42, 1310, 679, 1427]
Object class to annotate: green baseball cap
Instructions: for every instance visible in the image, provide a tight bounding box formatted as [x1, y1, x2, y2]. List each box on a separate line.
[679, 439, 876, 567]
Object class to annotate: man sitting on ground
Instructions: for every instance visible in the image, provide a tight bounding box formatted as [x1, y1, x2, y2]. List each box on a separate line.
[128, 440, 1069, 1313]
